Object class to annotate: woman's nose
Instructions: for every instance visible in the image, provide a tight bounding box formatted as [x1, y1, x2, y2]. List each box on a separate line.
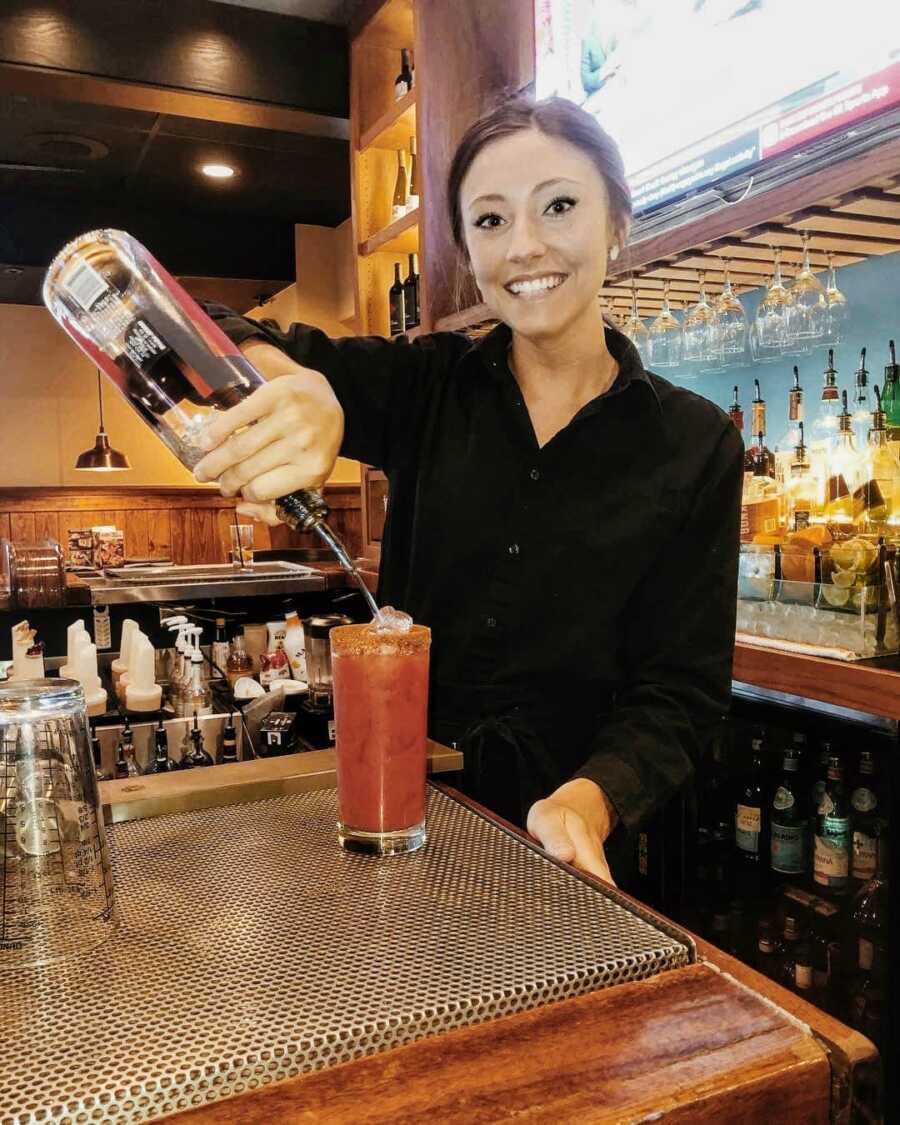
[505, 215, 545, 262]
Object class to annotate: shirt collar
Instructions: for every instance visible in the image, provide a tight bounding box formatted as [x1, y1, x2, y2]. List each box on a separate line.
[468, 319, 663, 414]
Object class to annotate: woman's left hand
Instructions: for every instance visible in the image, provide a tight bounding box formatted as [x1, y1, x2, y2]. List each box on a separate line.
[527, 777, 618, 885]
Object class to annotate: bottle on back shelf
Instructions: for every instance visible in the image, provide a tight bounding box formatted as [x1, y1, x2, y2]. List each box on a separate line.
[785, 422, 820, 532]
[735, 731, 768, 897]
[89, 720, 110, 782]
[849, 823, 888, 981]
[814, 751, 852, 896]
[850, 749, 882, 884]
[775, 365, 804, 455]
[755, 919, 782, 979]
[211, 617, 229, 680]
[856, 386, 900, 530]
[750, 380, 776, 478]
[403, 253, 420, 330]
[389, 262, 405, 336]
[823, 391, 862, 527]
[283, 609, 307, 681]
[881, 339, 900, 440]
[778, 912, 805, 990]
[810, 741, 832, 816]
[850, 348, 870, 451]
[391, 149, 409, 222]
[770, 742, 807, 879]
[181, 712, 214, 769]
[150, 716, 178, 773]
[407, 136, 419, 211]
[810, 348, 841, 452]
[394, 48, 413, 100]
[698, 722, 733, 843]
[793, 936, 815, 1000]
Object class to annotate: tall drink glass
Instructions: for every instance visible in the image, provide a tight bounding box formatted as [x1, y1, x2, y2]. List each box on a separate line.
[330, 620, 430, 855]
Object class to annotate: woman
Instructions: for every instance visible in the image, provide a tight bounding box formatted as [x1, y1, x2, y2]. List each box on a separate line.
[195, 96, 743, 886]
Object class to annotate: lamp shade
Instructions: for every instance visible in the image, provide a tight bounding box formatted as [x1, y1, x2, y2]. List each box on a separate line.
[75, 370, 130, 471]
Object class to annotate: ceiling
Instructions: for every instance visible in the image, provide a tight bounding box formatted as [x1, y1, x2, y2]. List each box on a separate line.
[0, 0, 355, 304]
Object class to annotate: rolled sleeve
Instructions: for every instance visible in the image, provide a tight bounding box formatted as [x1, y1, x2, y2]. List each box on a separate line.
[574, 421, 744, 832]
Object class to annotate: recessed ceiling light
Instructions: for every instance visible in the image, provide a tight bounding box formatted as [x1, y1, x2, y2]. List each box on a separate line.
[201, 163, 236, 179]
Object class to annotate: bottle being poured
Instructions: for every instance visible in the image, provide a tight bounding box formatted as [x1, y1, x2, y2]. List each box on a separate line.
[42, 229, 379, 618]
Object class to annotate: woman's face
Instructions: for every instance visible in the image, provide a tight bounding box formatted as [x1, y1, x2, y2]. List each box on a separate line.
[460, 128, 618, 343]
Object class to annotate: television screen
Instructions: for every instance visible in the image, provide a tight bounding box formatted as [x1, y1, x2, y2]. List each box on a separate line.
[535, 0, 900, 214]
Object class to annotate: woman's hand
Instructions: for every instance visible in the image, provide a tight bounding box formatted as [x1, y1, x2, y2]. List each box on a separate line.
[193, 340, 344, 525]
[527, 777, 618, 885]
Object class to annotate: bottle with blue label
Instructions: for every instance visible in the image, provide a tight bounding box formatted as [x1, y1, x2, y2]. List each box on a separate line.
[770, 747, 807, 876]
[814, 753, 851, 895]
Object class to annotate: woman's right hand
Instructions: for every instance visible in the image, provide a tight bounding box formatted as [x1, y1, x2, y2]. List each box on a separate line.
[193, 340, 344, 525]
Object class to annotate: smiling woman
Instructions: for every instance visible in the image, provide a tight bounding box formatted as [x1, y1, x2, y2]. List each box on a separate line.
[197, 93, 744, 889]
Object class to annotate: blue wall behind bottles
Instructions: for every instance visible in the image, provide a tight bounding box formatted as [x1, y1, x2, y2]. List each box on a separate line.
[658, 251, 900, 442]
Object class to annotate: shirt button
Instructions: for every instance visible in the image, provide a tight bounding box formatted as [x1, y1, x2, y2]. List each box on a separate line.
[530, 468, 541, 481]
[508, 543, 520, 556]
[486, 616, 497, 629]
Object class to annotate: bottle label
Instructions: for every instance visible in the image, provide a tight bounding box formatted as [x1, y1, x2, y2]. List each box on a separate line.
[752, 401, 766, 435]
[858, 937, 874, 971]
[328, 718, 336, 743]
[789, 389, 803, 422]
[735, 804, 761, 852]
[771, 822, 805, 873]
[851, 787, 877, 813]
[793, 510, 811, 531]
[773, 786, 795, 811]
[124, 318, 169, 367]
[814, 819, 850, 886]
[852, 831, 877, 880]
[795, 964, 813, 990]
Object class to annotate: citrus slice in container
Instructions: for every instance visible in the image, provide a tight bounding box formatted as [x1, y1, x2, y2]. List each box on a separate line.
[822, 584, 851, 607]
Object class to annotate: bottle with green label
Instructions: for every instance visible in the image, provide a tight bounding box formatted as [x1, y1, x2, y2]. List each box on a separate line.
[850, 749, 880, 884]
[814, 753, 851, 895]
[770, 746, 807, 877]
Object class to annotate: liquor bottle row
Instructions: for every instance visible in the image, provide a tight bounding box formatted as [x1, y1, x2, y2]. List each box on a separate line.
[389, 253, 420, 335]
[92, 712, 238, 779]
[737, 340, 900, 541]
[686, 717, 889, 1047]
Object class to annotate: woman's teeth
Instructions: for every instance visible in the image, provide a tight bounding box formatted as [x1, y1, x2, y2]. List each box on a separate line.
[506, 274, 567, 298]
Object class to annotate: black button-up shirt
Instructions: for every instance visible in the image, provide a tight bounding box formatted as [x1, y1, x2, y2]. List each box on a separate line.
[207, 305, 743, 837]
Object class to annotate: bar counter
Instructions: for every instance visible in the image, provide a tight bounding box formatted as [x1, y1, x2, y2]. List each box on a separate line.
[1, 750, 878, 1125]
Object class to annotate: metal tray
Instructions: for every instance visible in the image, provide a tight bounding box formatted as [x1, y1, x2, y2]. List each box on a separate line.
[102, 561, 312, 583]
[0, 786, 692, 1124]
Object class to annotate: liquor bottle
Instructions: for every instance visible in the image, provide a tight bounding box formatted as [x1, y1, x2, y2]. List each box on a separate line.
[391, 150, 409, 222]
[114, 718, 140, 779]
[728, 385, 745, 436]
[881, 338, 900, 440]
[810, 741, 832, 816]
[394, 48, 413, 100]
[211, 617, 229, 680]
[735, 733, 768, 896]
[848, 826, 887, 1038]
[770, 745, 807, 879]
[220, 713, 239, 764]
[89, 720, 110, 782]
[778, 912, 805, 990]
[793, 938, 815, 1000]
[850, 750, 881, 884]
[775, 366, 804, 455]
[181, 712, 214, 769]
[814, 752, 851, 896]
[847, 934, 886, 1045]
[403, 253, 420, 330]
[785, 422, 819, 532]
[810, 349, 841, 451]
[750, 380, 776, 477]
[809, 915, 834, 1011]
[407, 136, 419, 211]
[823, 391, 861, 525]
[755, 919, 782, 979]
[226, 627, 253, 687]
[150, 716, 178, 773]
[389, 262, 405, 336]
[850, 347, 870, 450]
[186, 642, 212, 716]
[857, 386, 900, 529]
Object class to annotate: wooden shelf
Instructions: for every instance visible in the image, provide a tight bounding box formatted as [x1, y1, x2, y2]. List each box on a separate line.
[359, 208, 419, 256]
[360, 88, 416, 151]
[733, 641, 900, 722]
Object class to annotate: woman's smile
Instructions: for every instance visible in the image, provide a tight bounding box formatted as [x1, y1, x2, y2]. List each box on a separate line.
[504, 273, 570, 299]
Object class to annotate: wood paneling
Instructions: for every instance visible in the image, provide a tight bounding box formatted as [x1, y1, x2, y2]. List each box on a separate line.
[166, 962, 830, 1125]
[0, 486, 362, 565]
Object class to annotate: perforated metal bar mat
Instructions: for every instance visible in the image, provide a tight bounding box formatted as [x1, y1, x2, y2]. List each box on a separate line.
[0, 786, 692, 1125]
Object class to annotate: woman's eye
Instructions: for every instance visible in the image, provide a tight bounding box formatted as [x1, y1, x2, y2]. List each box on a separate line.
[474, 212, 505, 229]
[545, 196, 576, 216]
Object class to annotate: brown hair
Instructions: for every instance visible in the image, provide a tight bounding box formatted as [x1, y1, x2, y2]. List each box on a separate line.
[447, 94, 632, 258]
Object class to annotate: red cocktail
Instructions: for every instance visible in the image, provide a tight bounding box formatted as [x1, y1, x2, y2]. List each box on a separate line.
[330, 620, 430, 855]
